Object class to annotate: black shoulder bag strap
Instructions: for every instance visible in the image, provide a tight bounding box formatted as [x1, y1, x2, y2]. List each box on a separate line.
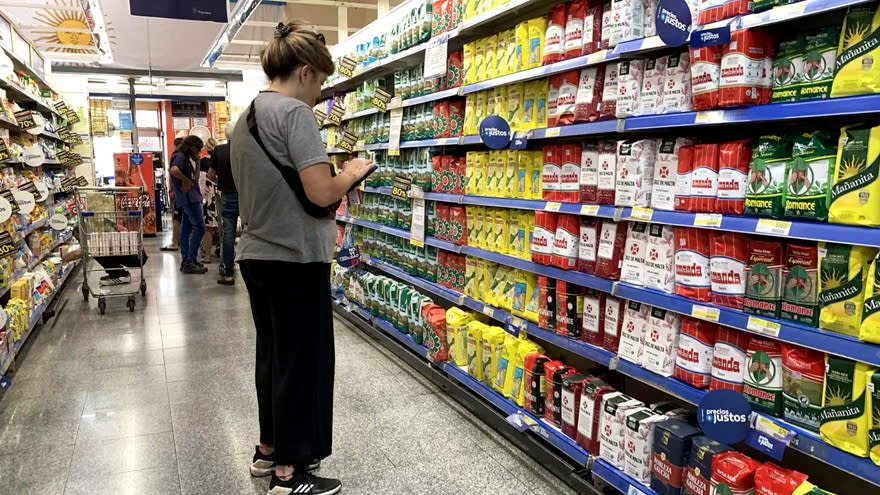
[246, 100, 340, 218]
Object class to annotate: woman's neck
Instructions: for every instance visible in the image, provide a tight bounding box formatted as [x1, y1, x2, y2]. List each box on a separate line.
[266, 79, 306, 103]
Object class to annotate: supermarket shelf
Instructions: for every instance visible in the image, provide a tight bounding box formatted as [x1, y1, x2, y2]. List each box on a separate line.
[591, 458, 656, 495]
[336, 215, 464, 253]
[373, 315, 434, 361]
[17, 218, 48, 241]
[341, 88, 462, 122]
[734, 0, 874, 30]
[0, 80, 58, 116]
[461, 49, 616, 95]
[401, 137, 460, 148]
[27, 231, 73, 271]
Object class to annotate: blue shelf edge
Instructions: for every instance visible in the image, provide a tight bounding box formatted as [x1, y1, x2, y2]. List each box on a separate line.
[591, 458, 657, 495]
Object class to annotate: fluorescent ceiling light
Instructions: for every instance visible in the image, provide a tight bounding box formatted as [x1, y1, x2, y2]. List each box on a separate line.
[200, 0, 261, 68]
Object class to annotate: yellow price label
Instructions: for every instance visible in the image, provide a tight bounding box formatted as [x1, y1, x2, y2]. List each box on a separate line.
[580, 204, 600, 216]
[544, 127, 561, 138]
[0, 242, 15, 256]
[755, 219, 792, 236]
[544, 202, 561, 212]
[482, 306, 495, 318]
[327, 113, 342, 125]
[586, 49, 608, 65]
[410, 238, 424, 247]
[694, 213, 723, 228]
[371, 96, 387, 111]
[338, 66, 353, 78]
[388, 149, 401, 156]
[630, 207, 653, 221]
[694, 110, 725, 124]
[338, 140, 353, 152]
[391, 185, 409, 200]
[691, 304, 720, 322]
[753, 415, 792, 441]
[747, 316, 781, 338]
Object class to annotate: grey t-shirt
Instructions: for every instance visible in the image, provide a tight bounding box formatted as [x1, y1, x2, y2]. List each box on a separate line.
[230, 92, 336, 264]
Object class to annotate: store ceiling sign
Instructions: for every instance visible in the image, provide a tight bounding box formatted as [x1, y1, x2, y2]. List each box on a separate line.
[656, 0, 692, 47]
[171, 101, 207, 118]
[129, 0, 228, 23]
[479, 116, 512, 150]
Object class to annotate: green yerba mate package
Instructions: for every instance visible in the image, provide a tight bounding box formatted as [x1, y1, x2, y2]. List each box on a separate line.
[784, 131, 837, 221]
[771, 35, 805, 103]
[746, 135, 793, 218]
[799, 27, 840, 100]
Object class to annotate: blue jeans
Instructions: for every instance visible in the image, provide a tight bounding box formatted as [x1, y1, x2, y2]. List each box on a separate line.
[221, 192, 239, 276]
[179, 201, 206, 264]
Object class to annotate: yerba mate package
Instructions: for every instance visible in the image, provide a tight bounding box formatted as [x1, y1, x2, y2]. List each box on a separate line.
[820, 356, 877, 457]
[819, 242, 877, 337]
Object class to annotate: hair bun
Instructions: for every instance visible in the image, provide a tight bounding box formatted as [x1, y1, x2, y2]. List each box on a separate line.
[275, 23, 293, 38]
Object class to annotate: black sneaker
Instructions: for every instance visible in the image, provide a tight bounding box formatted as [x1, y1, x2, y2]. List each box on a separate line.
[181, 262, 208, 274]
[268, 472, 340, 495]
[250, 446, 320, 477]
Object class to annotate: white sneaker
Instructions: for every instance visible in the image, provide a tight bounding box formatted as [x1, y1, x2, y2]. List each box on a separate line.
[99, 275, 131, 286]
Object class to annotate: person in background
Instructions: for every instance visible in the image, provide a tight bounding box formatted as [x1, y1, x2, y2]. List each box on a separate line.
[169, 135, 207, 274]
[199, 137, 219, 264]
[209, 122, 237, 285]
[230, 20, 375, 495]
[162, 137, 185, 251]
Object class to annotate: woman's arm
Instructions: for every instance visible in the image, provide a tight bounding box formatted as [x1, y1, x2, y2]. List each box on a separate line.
[299, 159, 374, 207]
[170, 153, 193, 192]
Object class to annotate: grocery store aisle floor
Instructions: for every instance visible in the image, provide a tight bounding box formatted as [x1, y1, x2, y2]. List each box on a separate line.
[0, 237, 577, 495]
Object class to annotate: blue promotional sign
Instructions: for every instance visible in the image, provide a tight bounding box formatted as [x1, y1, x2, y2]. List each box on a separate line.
[0, 375, 9, 391]
[130, 153, 144, 166]
[691, 24, 732, 48]
[510, 132, 529, 150]
[118, 112, 133, 131]
[656, 0, 692, 47]
[697, 389, 752, 444]
[479, 115, 512, 150]
[336, 246, 361, 268]
[745, 427, 795, 461]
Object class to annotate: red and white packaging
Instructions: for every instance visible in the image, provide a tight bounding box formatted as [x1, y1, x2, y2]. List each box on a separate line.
[545, 361, 576, 425]
[624, 408, 669, 484]
[644, 223, 676, 293]
[552, 214, 581, 270]
[600, 1, 614, 49]
[579, 217, 599, 274]
[754, 463, 809, 495]
[574, 65, 605, 123]
[761, 34, 774, 104]
[543, 4, 567, 65]
[621, 222, 649, 286]
[556, 145, 579, 204]
[556, 70, 580, 126]
[720, 29, 769, 107]
[709, 327, 750, 392]
[677, 143, 719, 212]
[532, 211, 558, 265]
[690, 45, 723, 110]
[599, 63, 619, 119]
[643, 0, 659, 37]
[697, 0, 724, 24]
[652, 138, 693, 211]
[663, 51, 693, 113]
[599, 393, 645, 469]
[564, 0, 587, 59]
[542, 145, 562, 201]
[618, 301, 650, 365]
[615, 138, 658, 207]
[709, 231, 747, 309]
[616, 59, 645, 118]
[581, 288, 605, 346]
[674, 227, 712, 302]
[638, 55, 667, 115]
[597, 140, 618, 204]
[722, 0, 753, 21]
[596, 220, 627, 279]
[715, 139, 752, 214]
[642, 307, 681, 377]
[581, 1, 604, 55]
[576, 378, 616, 454]
[609, 0, 646, 47]
[561, 374, 588, 439]
[674, 317, 718, 388]
[548, 75, 561, 127]
[710, 452, 761, 495]
[579, 140, 601, 203]
[603, 295, 624, 352]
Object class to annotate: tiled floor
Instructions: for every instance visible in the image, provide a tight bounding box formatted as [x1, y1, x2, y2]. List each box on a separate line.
[0, 239, 578, 495]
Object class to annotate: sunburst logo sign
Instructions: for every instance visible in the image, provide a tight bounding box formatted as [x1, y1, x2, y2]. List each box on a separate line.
[31, 0, 114, 58]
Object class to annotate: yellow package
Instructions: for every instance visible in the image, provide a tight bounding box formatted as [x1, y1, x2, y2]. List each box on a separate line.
[493, 148, 506, 193]
[495, 333, 519, 393]
[483, 208, 495, 248]
[480, 326, 505, 387]
[494, 86, 507, 118]
[505, 29, 518, 75]
[495, 35, 507, 77]
[527, 17, 547, 69]
[525, 270, 539, 320]
[831, 5, 880, 97]
[535, 79, 549, 128]
[512, 269, 530, 318]
[465, 152, 477, 195]
[829, 125, 880, 226]
[464, 0, 476, 21]
[515, 21, 529, 72]
[504, 150, 518, 196]
[464, 95, 476, 135]
[529, 150, 544, 199]
[502, 266, 517, 311]
[794, 482, 838, 495]
[871, 370, 880, 466]
[472, 206, 485, 249]
[510, 340, 544, 404]
[516, 151, 529, 197]
[463, 42, 475, 85]
[494, 208, 509, 253]
[819, 242, 877, 337]
[522, 81, 539, 130]
[446, 307, 473, 367]
[466, 321, 487, 380]
[485, 35, 498, 80]
[483, 152, 497, 197]
[860, 253, 880, 343]
[508, 210, 523, 257]
[490, 266, 512, 311]
[475, 258, 488, 300]
[475, 38, 486, 82]
[484, 260, 498, 306]
[473, 152, 487, 195]
[465, 254, 478, 297]
[506, 83, 524, 132]
[820, 356, 876, 457]
[474, 91, 487, 131]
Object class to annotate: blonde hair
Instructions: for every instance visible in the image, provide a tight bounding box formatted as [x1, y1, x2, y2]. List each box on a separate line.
[205, 137, 219, 153]
[261, 20, 334, 81]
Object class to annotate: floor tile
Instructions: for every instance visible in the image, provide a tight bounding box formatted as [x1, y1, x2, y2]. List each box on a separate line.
[69, 431, 177, 479]
[64, 466, 182, 495]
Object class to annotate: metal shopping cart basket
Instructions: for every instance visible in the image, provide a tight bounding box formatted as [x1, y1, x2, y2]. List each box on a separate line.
[74, 186, 147, 314]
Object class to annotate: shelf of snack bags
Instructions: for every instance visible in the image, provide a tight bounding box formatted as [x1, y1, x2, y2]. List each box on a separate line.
[722, 0, 876, 30]
[336, 213, 465, 253]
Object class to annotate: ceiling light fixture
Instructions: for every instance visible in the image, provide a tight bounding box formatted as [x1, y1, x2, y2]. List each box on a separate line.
[81, 0, 113, 64]
[200, 0, 261, 68]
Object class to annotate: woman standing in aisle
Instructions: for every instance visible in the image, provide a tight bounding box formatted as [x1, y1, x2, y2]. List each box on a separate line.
[169, 135, 207, 274]
[230, 21, 375, 495]
[199, 137, 219, 264]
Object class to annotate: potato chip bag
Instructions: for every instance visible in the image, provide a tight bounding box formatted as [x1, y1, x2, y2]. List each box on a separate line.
[466, 321, 487, 380]
[820, 356, 876, 457]
[480, 326, 505, 387]
[528, 17, 548, 68]
[445, 307, 472, 366]
[829, 125, 880, 226]
[819, 242, 876, 337]
[831, 5, 880, 98]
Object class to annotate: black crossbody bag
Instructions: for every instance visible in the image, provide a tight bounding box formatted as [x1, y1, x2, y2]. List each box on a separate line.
[246, 100, 340, 218]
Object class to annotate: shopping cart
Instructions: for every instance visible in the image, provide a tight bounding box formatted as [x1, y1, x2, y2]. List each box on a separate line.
[74, 186, 147, 314]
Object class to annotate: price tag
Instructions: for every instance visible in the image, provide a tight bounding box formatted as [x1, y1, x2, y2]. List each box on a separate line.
[391, 176, 411, 200]
[14, 110, 39, 131]
[510, 132, 529, 150]
[694, 213, 723, 227]
[630, 207, 653, 221]
[60, 177, 76, 192]
[505, 412, 539, 432]
[544, 127, 561, 138]
[691, 304, 720, 322]
[482, 306, 495, 318]
[694, 110, 725, 124]
[325, 103, 345, 126]
[388, 96, 403, 110]
[75, 176, 89, 187]
[49, 213, 68, 230]
[627, 485, 647, 495]
[54, 101, 69, 114]
[410, 197, 425, 247]
[18, 181, 36, 194]
[314, 109, 328, 127]
[544, 202, 561, 212]
[388, 107, 403, 156]
[0, 189, 19, 213]
[747, 414, 796, 461]
[34, 182, 48, 202]
[768, 2, 806, 21]
[0, 141, 10, 162]
[0, 231, 15, 258]
[337, 131, 359, 153]
[580, 204, 600, 216]
[586, 49, 608, 65]
[755, 219, 792, 236]
[423, 33, 449, 79]
[371, 88, 392, 112]
[64, 109, 80, 124]
[747, 316, 781, 338]
[337, 56, 356, 78]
